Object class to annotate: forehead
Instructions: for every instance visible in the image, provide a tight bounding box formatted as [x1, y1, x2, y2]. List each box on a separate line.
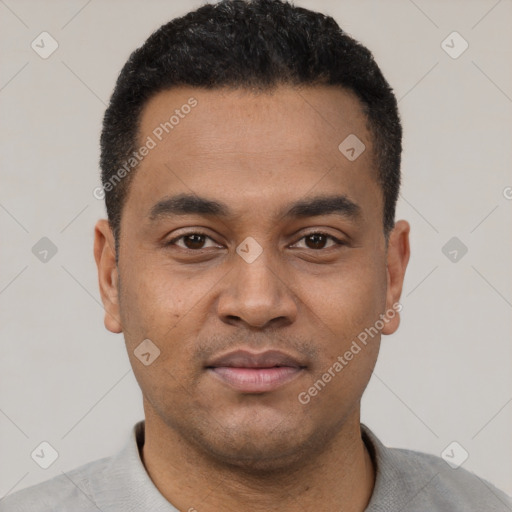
[138, 85, 371, 159]
[125, 85, 380, 223]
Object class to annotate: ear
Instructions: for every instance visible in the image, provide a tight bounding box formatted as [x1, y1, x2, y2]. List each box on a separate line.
[382, 220, 410, 335]
[93, 219, 123, 333]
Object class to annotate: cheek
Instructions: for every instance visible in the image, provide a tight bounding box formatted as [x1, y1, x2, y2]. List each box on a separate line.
[120, 259, 187, 323]
[299, 264, 385, 411]
[118, 259, 214, 369]
[119, 266, 202, 406]
[304, 257, 387, 342]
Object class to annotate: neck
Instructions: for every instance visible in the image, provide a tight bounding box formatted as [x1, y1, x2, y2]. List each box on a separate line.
[141, 406, 375, 512]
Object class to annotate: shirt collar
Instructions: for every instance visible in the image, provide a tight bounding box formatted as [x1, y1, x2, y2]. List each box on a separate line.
[93, 420, 413, 511]
[94, 420, 179, 512]
[361, 423, 437, 511]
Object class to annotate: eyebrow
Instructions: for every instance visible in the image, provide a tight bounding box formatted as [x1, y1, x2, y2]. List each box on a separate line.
[148, 193, 361, 222]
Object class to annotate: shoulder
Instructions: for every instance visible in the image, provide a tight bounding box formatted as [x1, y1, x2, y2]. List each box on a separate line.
[0, 455, 113, 512]
[392, 446, 511, 510]
[362, 425, 512, 512]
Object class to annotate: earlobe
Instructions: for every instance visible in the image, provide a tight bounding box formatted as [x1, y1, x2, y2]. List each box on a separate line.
[93, 219, 123, 334]
[382, 220, 410, 336]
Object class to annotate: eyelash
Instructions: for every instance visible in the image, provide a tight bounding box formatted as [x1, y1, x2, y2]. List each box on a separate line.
[166, 231, 345, 251]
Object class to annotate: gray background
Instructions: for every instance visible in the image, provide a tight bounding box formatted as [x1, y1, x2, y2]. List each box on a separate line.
[1, 0, 511, 499]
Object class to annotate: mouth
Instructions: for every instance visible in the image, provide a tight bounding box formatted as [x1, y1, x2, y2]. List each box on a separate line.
[205, 349, 307, 393]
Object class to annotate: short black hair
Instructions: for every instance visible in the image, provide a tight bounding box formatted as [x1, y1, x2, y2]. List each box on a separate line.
[100, 0, 402, 254]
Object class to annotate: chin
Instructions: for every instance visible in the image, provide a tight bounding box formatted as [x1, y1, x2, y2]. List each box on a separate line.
[205, 437, 312, 475]
[187, 415, 320, 474]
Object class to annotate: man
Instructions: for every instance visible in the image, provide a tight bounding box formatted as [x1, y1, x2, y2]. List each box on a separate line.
[2, 0, 510, 511]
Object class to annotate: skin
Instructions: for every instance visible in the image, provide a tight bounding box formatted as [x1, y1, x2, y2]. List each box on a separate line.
[94, 85, 410, 512]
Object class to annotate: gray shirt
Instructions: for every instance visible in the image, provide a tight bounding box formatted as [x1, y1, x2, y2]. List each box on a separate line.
[1, 420, 510, 511]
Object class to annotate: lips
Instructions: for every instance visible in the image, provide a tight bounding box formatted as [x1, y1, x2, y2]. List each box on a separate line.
[206, 349, 306, 393]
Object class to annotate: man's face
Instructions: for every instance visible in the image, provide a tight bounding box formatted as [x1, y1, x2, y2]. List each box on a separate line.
[95, 85, 409, 470]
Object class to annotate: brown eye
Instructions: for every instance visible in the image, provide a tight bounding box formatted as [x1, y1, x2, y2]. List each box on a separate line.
[305, 233, 328, 249]
[292, 232, 343, 250]
[182, 234, 207, 249]
[168, 232, 219, 250]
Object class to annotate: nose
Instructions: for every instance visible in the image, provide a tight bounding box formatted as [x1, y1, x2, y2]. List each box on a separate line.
[216, 247, 298, 330]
